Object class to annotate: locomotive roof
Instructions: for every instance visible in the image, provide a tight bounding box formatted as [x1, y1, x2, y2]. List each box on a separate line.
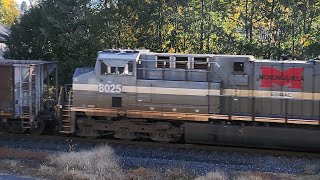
[73, 67, 94, 77]
[98, 51, 141, 61]
[147, 52, 255, 58]
[97, 50, 319, 66]
[148, 52, 214, 57]
[255, 59, 317, 64]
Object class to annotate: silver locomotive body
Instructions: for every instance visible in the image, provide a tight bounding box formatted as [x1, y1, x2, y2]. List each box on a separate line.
[68, 50, 320, 150]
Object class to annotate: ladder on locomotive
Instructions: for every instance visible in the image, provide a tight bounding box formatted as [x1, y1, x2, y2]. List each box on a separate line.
[60, 84, 75, 133]
[19, 66, 37, 128]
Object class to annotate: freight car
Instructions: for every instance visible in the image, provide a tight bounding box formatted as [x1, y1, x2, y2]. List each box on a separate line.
[58, 49, 320, 151]
[0, 60, 57, 134]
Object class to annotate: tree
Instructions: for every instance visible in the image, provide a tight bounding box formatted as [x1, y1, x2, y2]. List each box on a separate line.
[5, 0, 103, 83]
[0, 0, 19, 26]
[4, 0, 320, 83]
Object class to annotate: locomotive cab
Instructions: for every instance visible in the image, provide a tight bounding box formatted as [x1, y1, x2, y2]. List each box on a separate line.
[94, 50, 139, 109]
[72, 50, 149, 114]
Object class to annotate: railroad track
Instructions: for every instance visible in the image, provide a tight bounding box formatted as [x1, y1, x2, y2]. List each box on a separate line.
[0, 132, 319, 159]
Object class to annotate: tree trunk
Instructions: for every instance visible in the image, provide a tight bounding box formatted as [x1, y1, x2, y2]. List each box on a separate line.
[268, 0, 275, 58]
[292, 4, 296, 58]
[249, 0, 254, 42]
[200, 0, 205, 53]
[157, 1, 162, 51]
[245, 0, 249, 39]
[303, 0, 307, 34]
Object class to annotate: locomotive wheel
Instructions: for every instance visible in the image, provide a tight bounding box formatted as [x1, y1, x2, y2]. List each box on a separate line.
[30, 119, 46, 135]
[0, 119, 3, 132]
[8, 124, 27, 134]
[149, 122, 182, 142]
[114, 128, 135, 140]
[77, 126, 99, 138]
[1, 122, 10, 134]
[150, 130, 172, 142]
[3, 121, 26, 134]
[76, 119, 99, 138]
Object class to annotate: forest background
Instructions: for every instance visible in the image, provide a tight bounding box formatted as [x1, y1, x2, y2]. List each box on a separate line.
[1, 0, 320, 83]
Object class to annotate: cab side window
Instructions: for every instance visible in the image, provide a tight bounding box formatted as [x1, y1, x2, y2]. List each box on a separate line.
[110, 67, 125, 74]
[100, 61, 133, 75]
[118, 67, 125, 74]
[128, 61, 133, 74]
[234, 62, 244, 72]
[101, 62, 108, 75]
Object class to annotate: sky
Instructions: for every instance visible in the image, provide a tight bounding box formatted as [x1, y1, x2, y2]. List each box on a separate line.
[15, 0, 29, 6]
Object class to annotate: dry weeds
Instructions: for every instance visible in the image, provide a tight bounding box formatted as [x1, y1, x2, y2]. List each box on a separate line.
[195, 171, 228, 180]
[0, 147, 48, 160]
[234, 171, 320, 180]
[0, 159, 39, 177]
[126, 167, 162, 180]
[303, 164, 320, 175]
[0, 146, 319, 180]
[127, 167, 198, 180]
[163, 168, 197, 179]
[39, 145, 124, 180]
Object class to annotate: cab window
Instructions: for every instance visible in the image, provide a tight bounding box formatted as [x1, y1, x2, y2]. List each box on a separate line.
[110, 67, 125, 74]
[111, 67, 117, 74]
[118, 67, 125, 74]
[101, 62, 108, 75]
[100, 61, 133, 75]
[234, 62, 244, 72]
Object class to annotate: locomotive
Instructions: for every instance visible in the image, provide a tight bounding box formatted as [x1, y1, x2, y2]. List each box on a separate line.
[1, 50, 320, 151]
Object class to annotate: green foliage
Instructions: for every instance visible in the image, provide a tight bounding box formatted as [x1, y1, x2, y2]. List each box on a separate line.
[5, 0, 103, 83]
[4, 0, 320, 83]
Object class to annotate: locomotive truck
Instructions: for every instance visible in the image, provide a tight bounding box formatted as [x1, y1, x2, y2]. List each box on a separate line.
[1, 50, 320, 151]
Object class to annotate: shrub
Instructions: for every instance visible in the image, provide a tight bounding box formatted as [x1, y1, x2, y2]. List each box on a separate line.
[39, 146, 124, 180]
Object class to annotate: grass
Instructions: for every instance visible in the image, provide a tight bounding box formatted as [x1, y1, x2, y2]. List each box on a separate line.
[0, 146, 319, 180]
[0, 159, 39, 178]
[0, 147, 48, 160]
[303, 164, 320, 175]
[195, 171, 228, 180]
[234, 171, 320, 180]
[39, 146, 124, 180]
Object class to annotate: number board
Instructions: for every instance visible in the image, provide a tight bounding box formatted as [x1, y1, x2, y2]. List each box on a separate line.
[98, 84, 122, 93]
